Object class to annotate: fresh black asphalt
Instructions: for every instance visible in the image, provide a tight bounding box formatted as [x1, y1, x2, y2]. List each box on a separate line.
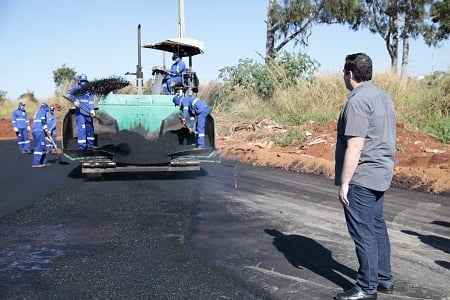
[0, 139, 449, 299]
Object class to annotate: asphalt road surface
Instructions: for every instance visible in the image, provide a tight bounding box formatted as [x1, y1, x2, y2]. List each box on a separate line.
[0, 139, 449, 299]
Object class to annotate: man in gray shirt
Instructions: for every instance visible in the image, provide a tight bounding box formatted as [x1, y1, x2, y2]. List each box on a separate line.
[334, 53, 396, 300]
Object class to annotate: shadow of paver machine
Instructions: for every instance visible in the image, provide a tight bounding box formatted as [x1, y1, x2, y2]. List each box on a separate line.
[61, 26, 217, 177]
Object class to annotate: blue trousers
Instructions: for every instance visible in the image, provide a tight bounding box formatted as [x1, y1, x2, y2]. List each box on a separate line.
[195, 108, 210, 148]
[76, 114, 95, 150]
[162, 76, 182, 95]
[16, 127, 31, 153]
[32, 131, 48, 166]
[344, 184, 393, 294]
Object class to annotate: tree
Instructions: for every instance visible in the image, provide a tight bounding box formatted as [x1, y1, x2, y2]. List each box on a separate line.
[362, 0, 439, 76]
[266, 0, 365, 60]
[363, 0, 400, 73]
[0, 90, 7, 101]
[53, 64, 77, 95]
[399, 0, 433, 77]
[18, 90, 38, 103]
[425, 0, 450, 44]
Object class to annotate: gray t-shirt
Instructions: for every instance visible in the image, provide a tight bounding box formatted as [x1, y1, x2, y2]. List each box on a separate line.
[335, 81, 396, 191]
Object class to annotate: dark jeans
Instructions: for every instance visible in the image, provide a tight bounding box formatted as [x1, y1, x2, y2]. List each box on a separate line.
[344, 184, 393, 294]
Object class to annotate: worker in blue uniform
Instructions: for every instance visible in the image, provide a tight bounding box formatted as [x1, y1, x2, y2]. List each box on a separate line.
[173, 91, 211, 148]
[162, 53, 186, 95]
[32, 103, 50, 168]
[45, 106, 57, 153]
[11, 101, 32, 154]
[65, 74, 96, 150]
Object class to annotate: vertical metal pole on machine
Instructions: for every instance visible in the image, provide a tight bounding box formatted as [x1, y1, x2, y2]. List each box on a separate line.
[178, 0, 185, 38]
[136, 24, 143, 94]
[179, 0, 193, 96]
[179, 0, 191, 68]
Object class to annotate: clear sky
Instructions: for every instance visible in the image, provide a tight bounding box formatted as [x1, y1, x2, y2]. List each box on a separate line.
[1, 0, 449, 100]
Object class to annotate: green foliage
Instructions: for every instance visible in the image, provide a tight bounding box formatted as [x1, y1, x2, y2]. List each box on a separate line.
[267, 0, 365, 57]
[275, 128, 306, 146]
[53, 64, 77, 95]
[418, 72, 450, 142]
[427, 0, 450, 43]
[0, 90, 6, 101]
[218, 50, 319, 99]
[143, 78, 154, 94]
[319, 0, 365, 24]
[18, 90, 38, 103]
[423, 118, 450, 143]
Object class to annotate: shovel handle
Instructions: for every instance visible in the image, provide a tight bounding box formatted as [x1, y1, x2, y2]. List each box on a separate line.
[46, 132, 61, 155]
[63, 95, 101, 123]
[178, 116, 191, 131]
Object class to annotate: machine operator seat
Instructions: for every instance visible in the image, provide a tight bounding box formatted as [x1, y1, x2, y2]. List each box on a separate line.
[173, 69, 199, 93]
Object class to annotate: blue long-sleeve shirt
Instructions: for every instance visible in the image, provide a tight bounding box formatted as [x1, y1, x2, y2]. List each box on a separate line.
[169, 59, 186, 77]
[11, 108, 29, 129]
[65, 82, 95, 116]
[32, 107, 48, 133]
[173, 95, 210, 129]
[189, 97, 209, 116]
[46, 112, 57, 132]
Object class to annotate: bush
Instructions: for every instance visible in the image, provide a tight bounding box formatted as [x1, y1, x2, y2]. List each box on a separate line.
[0, 90, 7, 101]
[18, 90, 38, 103]
[218, 50, 319, 99]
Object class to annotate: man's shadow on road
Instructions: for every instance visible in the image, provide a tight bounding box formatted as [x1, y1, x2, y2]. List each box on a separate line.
[401, 227, 450, 270]
[265, 228, 355, 290]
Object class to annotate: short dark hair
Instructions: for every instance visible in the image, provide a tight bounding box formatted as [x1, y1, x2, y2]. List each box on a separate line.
[344, 53, 372, 82]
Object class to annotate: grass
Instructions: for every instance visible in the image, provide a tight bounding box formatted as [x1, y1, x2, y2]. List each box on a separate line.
[203, 71, 450, 144]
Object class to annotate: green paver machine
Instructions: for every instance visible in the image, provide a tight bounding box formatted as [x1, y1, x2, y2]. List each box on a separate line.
[61, 26, 216, 177]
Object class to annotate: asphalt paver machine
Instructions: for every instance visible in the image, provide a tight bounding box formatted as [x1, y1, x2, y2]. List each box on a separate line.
[61, 26, 216, 177]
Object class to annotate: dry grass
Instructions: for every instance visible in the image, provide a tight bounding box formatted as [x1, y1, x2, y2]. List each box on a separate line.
[210, 71, 449, 142]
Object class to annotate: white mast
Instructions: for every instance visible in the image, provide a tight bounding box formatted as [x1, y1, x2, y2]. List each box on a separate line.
[178, 0, 185, 38]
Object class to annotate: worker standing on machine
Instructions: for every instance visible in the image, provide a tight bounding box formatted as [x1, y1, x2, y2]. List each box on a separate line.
[31, 103, 50, 168]
[65, 74, 96, 150]
[11, 101, 32, 154]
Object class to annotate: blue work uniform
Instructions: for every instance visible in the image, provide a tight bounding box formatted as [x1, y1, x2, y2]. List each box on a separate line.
[173, 95, 211, 148]
[11, 106, 31, 153]
[32, 104, 49, 166]
[65, 82, 95, 149]
[162, 58, 186, 95]
[45, 110, 57, 152]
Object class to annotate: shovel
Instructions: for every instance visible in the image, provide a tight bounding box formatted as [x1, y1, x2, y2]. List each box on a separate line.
[179, 116, 194, 134]
[46, 132, 68, 164]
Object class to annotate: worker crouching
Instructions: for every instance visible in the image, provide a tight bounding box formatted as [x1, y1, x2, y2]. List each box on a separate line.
[172, 90, 211, 149]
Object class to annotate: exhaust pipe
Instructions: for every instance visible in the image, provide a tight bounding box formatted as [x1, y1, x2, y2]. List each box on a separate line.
[125, 24, 144, 94]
